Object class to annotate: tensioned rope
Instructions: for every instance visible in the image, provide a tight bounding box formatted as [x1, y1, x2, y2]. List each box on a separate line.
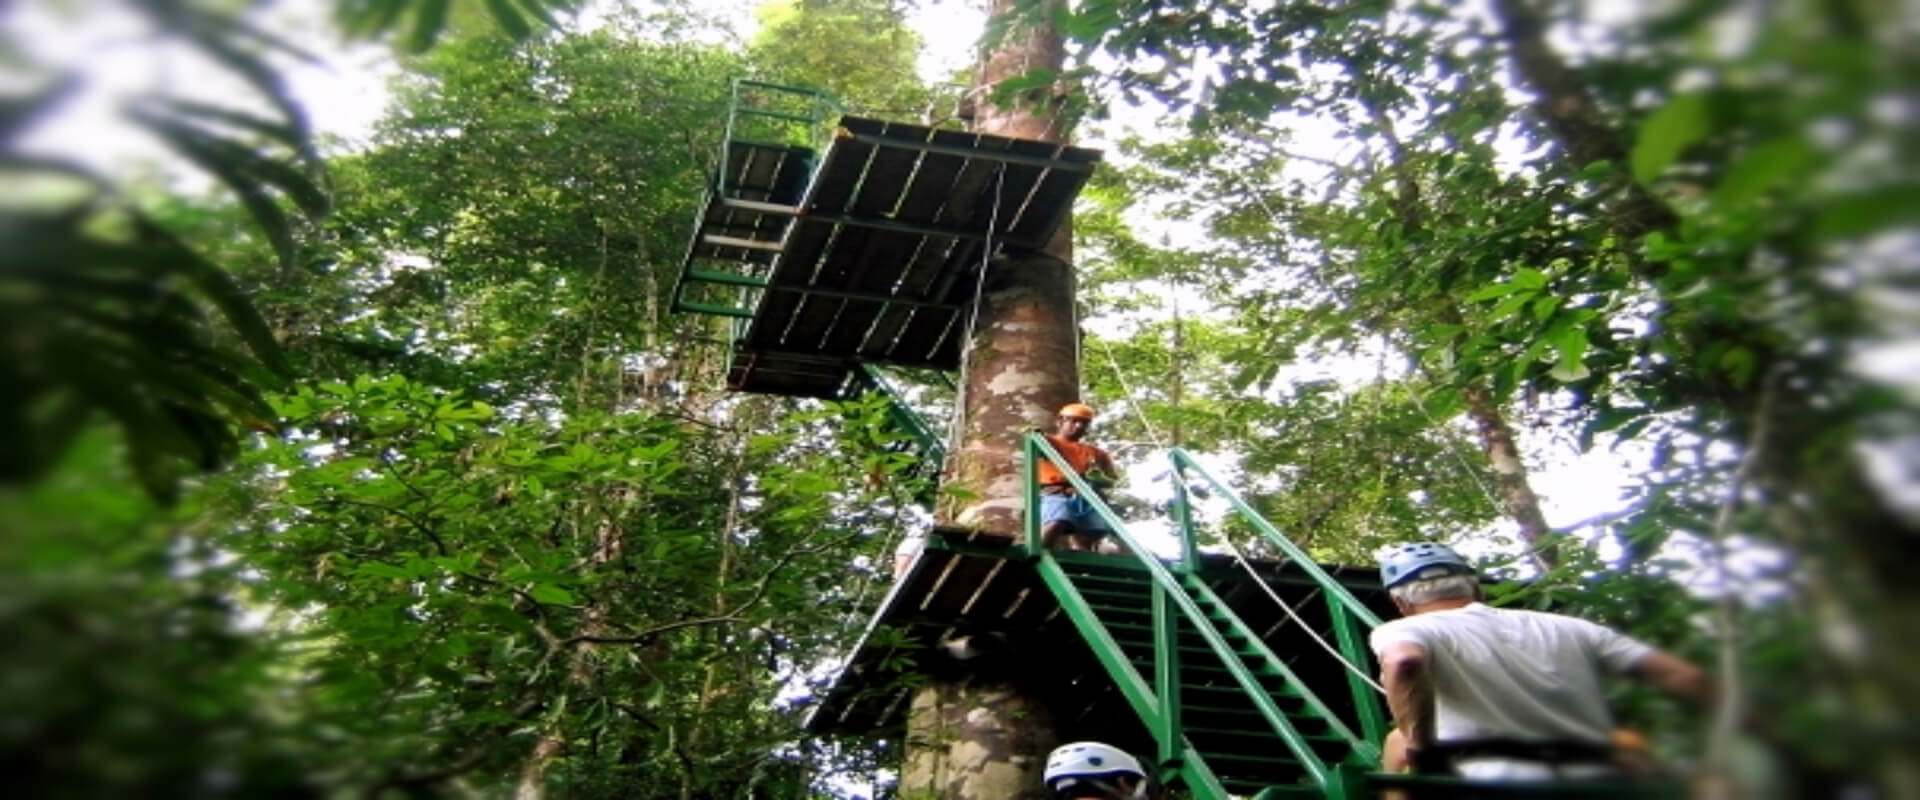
[945, 162, 1008, 462]
[1088, 306, 1385, 695]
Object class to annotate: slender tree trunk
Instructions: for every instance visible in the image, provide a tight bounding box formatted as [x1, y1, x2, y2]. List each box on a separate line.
[907, 3, 1074, 799]
[1461, 380, 1555, 567]
[1355, 84, 1561, 565]
[1488, 0, 1920, 790]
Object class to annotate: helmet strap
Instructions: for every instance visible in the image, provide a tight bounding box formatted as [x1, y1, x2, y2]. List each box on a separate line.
[1057, 777, 1133, 800]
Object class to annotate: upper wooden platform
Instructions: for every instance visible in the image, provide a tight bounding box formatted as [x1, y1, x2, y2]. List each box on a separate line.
[674, 116, 1103, 399]
[802, 530, 1393, 742]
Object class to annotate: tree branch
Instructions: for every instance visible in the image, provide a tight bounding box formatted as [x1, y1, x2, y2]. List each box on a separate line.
[320, 496, 450, 556]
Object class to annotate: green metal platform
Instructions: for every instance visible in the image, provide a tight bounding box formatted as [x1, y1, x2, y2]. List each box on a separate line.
[672, 80, 1102, 399]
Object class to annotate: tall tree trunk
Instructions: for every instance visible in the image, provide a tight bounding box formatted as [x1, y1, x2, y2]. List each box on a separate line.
[938, 0, 1079, 537]
[907, 3, 1073, 799]
[901, 678, 1060, 800]
[1489, 0, 1920, 791]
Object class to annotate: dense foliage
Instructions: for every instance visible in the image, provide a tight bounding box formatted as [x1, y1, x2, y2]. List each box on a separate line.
[2, 0, 1911, 796]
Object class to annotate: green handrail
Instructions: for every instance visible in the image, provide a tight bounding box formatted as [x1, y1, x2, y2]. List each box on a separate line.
[1023, 433, 1367, 792]
[1166, 447, 1389, 747]
[1166, 448, 1382, 627]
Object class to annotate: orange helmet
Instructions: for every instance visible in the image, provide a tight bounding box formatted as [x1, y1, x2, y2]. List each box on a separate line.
[1058, 403, 1096, 420]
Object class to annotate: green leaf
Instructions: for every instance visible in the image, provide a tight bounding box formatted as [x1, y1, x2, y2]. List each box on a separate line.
[130, 109, 302, 268]
[128, 214, 291, 378]
[1061, 0, 1121, 42]
[1714, 135, 1816, 207]
[529, 584, 575, 606]
[1512, 267, 1548, 290]
[1549, 323, 1588, 382]
[484, 0, 532, 40]
[1632, 93, 1710, 183]
[991, 68, 1058, 104]
[358, 562, 412, 580]
[409, 0, 452, 53]
[1719, 345, 1757, 388]
[0, 75, 80, 147]
[1814, 185, 1920, 239]
[1463, 281, 1525, 303]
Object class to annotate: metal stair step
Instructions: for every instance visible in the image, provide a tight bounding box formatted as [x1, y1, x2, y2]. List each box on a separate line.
[1183, 724, 1348, 744]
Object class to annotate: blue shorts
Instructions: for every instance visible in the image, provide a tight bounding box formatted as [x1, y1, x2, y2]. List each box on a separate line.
[1041, 493, 1111, 534]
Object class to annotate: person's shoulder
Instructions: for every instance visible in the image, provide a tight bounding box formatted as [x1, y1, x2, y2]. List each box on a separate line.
[1488, 605, 1625, 636]
[1375, 611, 1447, 638]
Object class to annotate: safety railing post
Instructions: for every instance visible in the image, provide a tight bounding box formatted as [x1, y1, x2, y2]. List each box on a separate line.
[1327, 593, 1387, 746]
[1025, 433, 1351, 788]
[1171, 465, 1199, 574]
[1167, 448, 1383, 628]
[1022, 434, 1042, 557]
[1151, 580, 1181, 769]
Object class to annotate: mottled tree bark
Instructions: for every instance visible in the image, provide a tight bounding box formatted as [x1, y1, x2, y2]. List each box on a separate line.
[900, 678, 1059, 800]
[908, 2, 1075, 798]
[939, 0, 1078, 537]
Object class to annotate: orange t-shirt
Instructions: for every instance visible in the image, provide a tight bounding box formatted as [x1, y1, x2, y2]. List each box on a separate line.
[1037, 435, 1114, 488]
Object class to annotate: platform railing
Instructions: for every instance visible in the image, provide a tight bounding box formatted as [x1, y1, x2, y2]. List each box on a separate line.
[1021, 433, 1377, 796]
[1165, 448, 1389, 746]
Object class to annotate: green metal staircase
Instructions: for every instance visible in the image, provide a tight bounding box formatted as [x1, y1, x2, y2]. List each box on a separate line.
[1022, 434, 1677, 799]
[1025, 434, 1384, 799]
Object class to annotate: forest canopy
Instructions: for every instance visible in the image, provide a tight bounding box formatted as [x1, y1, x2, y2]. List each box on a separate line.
[0, 0, 1912, 796]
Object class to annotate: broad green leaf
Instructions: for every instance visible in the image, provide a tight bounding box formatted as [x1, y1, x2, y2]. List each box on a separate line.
[1464, 281, 1526, 302]
[1713, 135, 1815, 207]
[408, 0, 453, 53]
[528, 584, 575, 606]
[1632, 93, 1710, 183]
[358, 562, 412, 580]
[1814, 185, 1920, 239]
[484, 0, 532, 40]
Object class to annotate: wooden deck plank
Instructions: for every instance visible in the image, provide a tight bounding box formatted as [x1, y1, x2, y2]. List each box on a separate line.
[741, 132, 871, 350]
[876, 132, 1019, 365]
[701, 117, 1103, 398]
[1007, 147, 1099, 246]
[823, 128, 974, 357]
[980, 137, 1052, 245]
[789, 120, 932, 354]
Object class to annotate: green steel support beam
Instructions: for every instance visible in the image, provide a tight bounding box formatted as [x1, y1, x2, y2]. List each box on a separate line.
[847, 132, 1097, 173]
[687, 269, 769, 288]
[1171, 469, 1200, 573]
[1169, 449, 1383, 628]
[1152, 580, 1181, 770]
[674, 300, 753, 319]
[1327, 591, 1389, 746]
[807, 210, 992, 242]
[734, 107, 819, 124]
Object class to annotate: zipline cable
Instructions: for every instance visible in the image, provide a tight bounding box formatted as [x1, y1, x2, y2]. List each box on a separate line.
[1089, 307, 1384, 694]
[945, 163, 1008, 463]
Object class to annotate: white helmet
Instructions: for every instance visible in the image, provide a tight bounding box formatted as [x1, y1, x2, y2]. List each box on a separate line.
[1044, 741, 1147, 799]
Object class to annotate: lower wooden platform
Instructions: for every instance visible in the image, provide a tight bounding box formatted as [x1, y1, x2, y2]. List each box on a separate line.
[802, 528, 1393, 742]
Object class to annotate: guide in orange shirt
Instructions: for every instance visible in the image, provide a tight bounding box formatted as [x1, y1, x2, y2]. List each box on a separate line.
[1037, 403, 1121, 552]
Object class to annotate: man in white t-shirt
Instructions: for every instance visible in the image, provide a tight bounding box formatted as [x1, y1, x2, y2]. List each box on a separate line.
[1370, 542, 1711, 782]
